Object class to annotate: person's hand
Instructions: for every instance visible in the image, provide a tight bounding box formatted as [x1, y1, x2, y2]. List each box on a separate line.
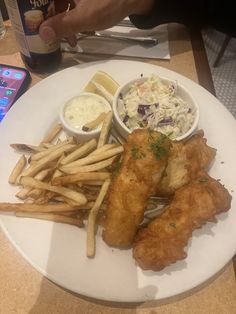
[39, 0, 154, 46]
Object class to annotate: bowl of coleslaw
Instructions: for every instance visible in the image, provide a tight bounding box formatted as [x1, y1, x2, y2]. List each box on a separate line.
[112, 74, 199, 141]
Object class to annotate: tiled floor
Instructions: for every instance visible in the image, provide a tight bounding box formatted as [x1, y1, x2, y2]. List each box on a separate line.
[203, 28, 236, 118]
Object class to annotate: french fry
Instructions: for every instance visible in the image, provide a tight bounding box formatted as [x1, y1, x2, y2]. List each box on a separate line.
[55, 153, 66, 169]
[87, 178, 111, 257]
[27, 188, 44, 199]
[35, 168, 53, 180]
[74, 201, 94, 210]
[16, 212, 84, 227]
[10, 144, 46, 153]
[58, 211, 79, 217]
[81, 185, 101, 193]
[60, 139, 97, 165]
[55, 200, 95, 210]
[84, 194, 98, 201]
[51, 195, 65, 202]
[82, 112, 107, 131]
[31, 138, 74, 161]
[97, 111, 113, 148]
[21, 144, 76, 177]
[34, 195, 49, 205]
[41, 123, 63, 144]
[52, 172, 110, 186]
[16, 168, 52, 200]
[52, 169, 63, 179]
[8, 155, 27, 184]
[41, 143, 54, 149]
[60, 156, 117, 174]
[89, 143, 118, 156]
[61, 146, 123, 169]
[24, 199, 34, 204]
[5, 80, 125, 259]
[20, 177, 87, 205]
[60, 196, 81, 207]
[81, 180, 104, 186]
[16, 187, 33, 200]
[110, 128, 125, 145]
[40, 191, 56, 203]
[0, 202, 80, 213]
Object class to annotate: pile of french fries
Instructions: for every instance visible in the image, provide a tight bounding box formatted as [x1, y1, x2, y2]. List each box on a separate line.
[0, 111, 124, 257]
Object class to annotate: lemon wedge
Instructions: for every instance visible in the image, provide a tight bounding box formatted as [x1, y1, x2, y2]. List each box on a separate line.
[84, 71, 120, 104]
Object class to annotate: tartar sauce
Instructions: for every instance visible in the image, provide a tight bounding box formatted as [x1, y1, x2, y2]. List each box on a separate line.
[64, 93, 110, 130]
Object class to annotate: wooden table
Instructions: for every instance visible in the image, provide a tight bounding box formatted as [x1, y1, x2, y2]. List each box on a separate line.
[1, 21, 236, 314]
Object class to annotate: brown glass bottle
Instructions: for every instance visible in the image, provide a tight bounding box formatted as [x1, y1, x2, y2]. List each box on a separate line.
[5, 0, 62, 74]
[20, 48, 62, 73]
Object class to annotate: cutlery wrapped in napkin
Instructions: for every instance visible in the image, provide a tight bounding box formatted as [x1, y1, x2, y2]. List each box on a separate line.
[61, 23, 170, 60]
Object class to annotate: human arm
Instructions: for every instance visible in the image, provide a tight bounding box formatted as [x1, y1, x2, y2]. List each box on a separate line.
[39, 0, 154, 42]
[40, 0, 235, 43]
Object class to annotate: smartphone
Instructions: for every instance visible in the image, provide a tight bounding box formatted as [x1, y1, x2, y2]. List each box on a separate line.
[0, 64, 31, 122]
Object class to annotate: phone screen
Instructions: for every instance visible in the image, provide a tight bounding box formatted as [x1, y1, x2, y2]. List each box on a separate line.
[0, 65, 28, 122]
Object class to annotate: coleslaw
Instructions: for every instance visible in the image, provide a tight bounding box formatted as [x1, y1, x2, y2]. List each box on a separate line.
[117, 74, 196, 140]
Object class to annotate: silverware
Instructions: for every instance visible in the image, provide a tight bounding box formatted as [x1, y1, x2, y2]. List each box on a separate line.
[76, 32, 158, 45]
[117, 20, 134, 28]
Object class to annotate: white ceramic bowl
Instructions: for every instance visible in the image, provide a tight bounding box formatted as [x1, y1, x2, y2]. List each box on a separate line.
[112, 76, 199, 141]
[60, 92, 111, 142]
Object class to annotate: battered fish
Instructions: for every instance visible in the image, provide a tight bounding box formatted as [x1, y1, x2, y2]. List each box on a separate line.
[133, 172, 232, 271]
[156, 130, 217, 196]
[103, 129, 171, 248]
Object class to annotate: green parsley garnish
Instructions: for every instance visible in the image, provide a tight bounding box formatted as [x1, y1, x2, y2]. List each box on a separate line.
[149, 134, 168, 160]
[131, 146, 146, 159]
[147, 128, 155, 139]
[147, 129, 171, 160]
[149, 142, 167, 160]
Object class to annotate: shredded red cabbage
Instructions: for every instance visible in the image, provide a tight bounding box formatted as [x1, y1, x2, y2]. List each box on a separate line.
[137, 104, 151, 115]
[123, 114, 129, 124]
[158, 117, 173, 126]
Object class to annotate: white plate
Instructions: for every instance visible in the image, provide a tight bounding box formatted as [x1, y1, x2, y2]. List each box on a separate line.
[0, 60, 236, 302]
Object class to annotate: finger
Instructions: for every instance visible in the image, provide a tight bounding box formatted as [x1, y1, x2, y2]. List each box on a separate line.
[39, 7, 89, 42]
[66, 34, 77, 47]
[39, 11, 68, 41]
[62, 6, 92, 32]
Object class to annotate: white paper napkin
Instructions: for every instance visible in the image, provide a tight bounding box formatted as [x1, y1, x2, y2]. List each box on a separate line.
[61, 24, 170, 60]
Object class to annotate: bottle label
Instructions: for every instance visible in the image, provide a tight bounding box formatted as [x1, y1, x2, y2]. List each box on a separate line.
[5, 0, 59, 56]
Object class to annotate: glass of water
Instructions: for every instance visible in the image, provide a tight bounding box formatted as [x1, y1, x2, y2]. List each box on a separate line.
[0, 9, 6, 39]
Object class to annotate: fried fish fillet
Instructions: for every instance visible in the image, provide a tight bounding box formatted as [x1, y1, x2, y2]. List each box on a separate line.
[156, 130, 217, 196]
[133, 172, 232, 271]
[103, 129, 171, 248]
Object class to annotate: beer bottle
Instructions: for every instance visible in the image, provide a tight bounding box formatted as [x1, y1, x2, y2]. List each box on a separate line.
[5, 0, 62, 73]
